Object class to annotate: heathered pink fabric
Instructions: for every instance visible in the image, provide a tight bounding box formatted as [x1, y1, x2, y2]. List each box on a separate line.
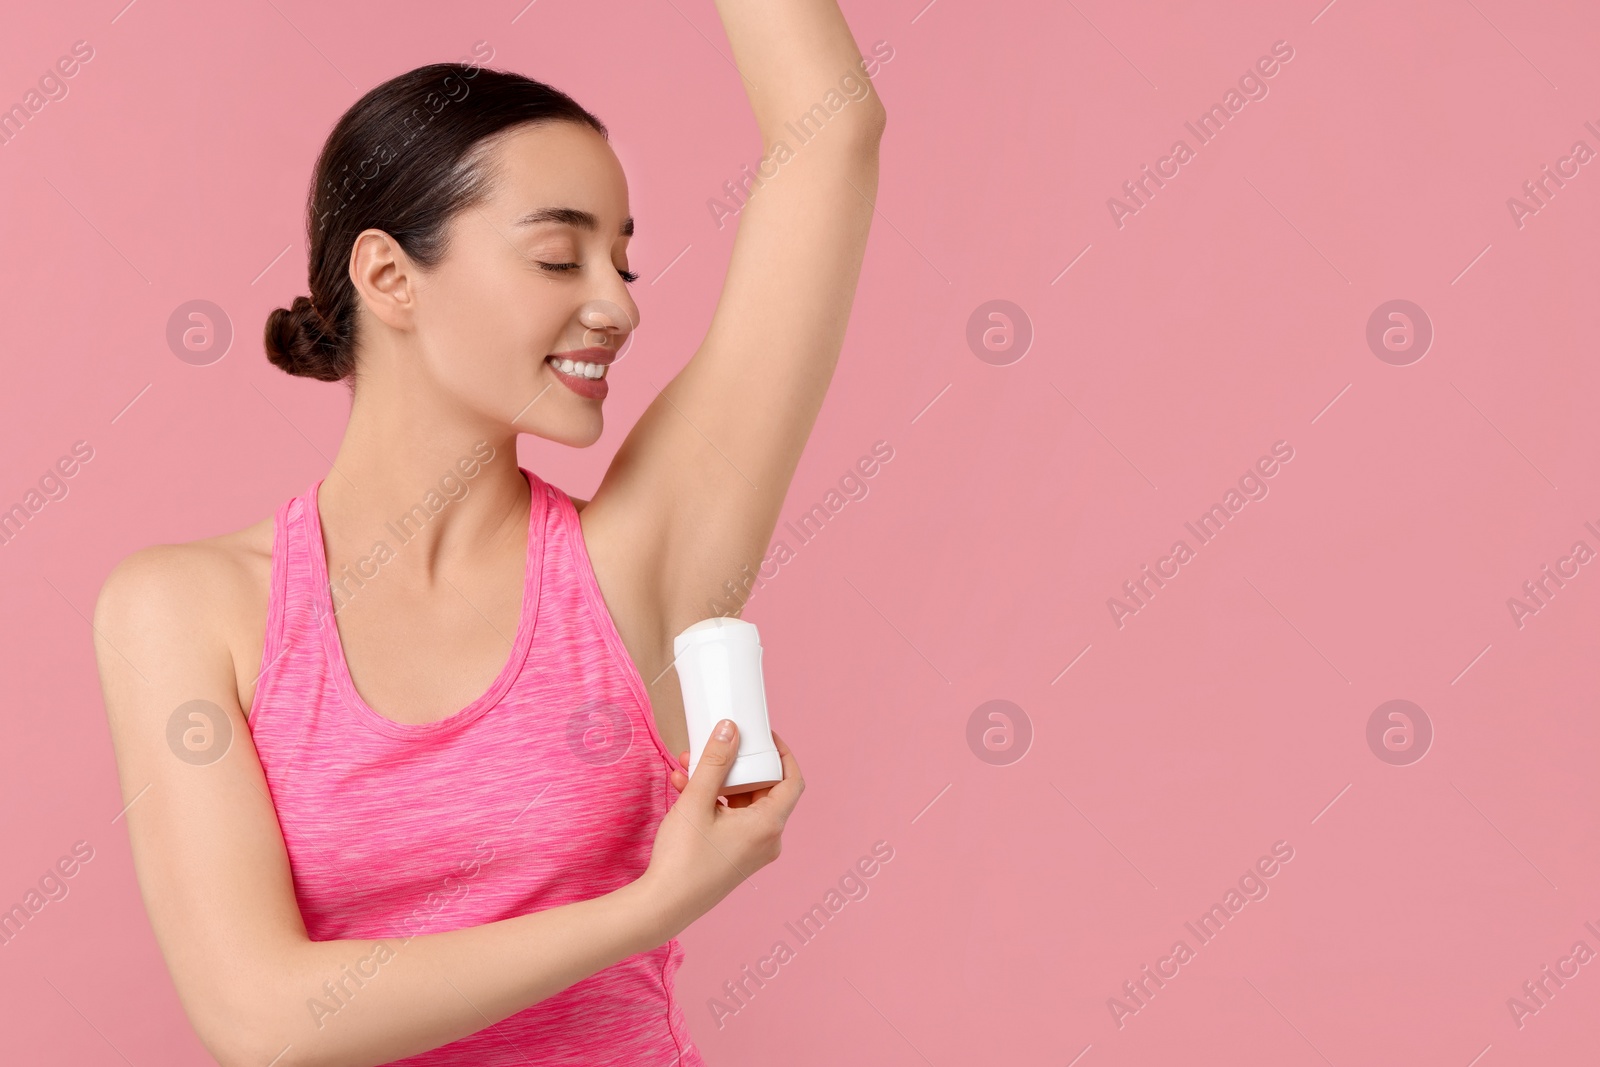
[245, 466, 704, 1066]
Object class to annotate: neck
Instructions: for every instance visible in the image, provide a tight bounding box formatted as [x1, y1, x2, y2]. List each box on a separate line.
[316, 375, 529, 576]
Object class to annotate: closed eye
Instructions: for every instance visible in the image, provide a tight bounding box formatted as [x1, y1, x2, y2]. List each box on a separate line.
[539, 262, 640, 285]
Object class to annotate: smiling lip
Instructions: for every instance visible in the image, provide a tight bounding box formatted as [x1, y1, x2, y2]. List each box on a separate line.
[544, 347, 613, 400]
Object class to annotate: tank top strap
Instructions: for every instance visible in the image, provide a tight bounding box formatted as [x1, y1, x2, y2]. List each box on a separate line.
[247, 482, 322, 724]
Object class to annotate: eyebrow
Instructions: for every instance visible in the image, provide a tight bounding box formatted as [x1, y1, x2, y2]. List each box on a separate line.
[513, 206, 634, 237]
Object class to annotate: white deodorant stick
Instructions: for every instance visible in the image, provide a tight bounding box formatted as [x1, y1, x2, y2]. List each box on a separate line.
[674, 617, 783, 795]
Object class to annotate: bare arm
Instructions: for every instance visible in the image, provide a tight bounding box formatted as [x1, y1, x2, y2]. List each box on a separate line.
[592, 0, 886, 618]
[94, 546, 797, 1067]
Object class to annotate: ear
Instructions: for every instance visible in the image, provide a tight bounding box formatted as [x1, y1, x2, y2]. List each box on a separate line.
[349, 228, 417, 332]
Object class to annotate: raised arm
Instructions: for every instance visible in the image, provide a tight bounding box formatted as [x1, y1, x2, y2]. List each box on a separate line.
[595, 0, 886, 621]
[93, 546, 782, 1067]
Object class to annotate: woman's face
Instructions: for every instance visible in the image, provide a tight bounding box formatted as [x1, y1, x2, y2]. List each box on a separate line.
[404, 120, 640, 447]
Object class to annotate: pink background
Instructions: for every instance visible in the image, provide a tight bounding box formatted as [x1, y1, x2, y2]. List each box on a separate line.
[3, 0, 1599, 1063]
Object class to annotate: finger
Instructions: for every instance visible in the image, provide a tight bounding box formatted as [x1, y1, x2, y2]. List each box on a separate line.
[680, 719, 740, 810]
[725, 784, 767, 808]
[752, 729, 803, 816]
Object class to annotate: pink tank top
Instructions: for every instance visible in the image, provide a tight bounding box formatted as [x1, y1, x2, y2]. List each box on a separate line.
[246, 466, 704, 1066]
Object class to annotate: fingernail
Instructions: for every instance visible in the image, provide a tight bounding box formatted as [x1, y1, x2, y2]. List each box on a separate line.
[714, 719, 734, 741]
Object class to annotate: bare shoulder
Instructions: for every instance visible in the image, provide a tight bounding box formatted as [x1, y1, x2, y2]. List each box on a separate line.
[94, 515, 277, 714]
[96, 516, 273, 625]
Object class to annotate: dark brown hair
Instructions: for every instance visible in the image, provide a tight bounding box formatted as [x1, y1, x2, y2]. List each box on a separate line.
[264, 62, 607, 383]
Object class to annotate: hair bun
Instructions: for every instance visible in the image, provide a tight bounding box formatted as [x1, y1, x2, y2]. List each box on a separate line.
[264, 295, 347, 381]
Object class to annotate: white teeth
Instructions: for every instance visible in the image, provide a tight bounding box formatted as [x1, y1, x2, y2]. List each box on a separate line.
[548, 356, 607, 379]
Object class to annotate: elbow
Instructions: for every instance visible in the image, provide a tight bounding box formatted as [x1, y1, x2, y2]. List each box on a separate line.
[760, 96, 884, 160]
[201, 1025, 267, 1067]
[845, 100, 887, 149]
[810, 106, 883, 170]
[181, 939, 350, 1067]
[862, 98, 887, 139]
[208, 1027, 339, 1067]
[193, 984, 333, 1067]
[210, 1033, 328, 1067]
[199, 1015, 288, 1067]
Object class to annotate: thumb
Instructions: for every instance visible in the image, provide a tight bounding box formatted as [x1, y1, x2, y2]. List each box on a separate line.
[683, 719, 739, 806]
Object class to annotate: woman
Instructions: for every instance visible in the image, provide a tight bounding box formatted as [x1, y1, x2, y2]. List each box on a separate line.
[92, 2, 884, 1063]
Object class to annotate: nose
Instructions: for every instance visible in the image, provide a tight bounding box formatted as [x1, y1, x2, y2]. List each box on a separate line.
[579, 298, 639, 350]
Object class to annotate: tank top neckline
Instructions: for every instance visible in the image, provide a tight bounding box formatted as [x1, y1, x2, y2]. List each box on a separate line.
[301, 466, 548, 740]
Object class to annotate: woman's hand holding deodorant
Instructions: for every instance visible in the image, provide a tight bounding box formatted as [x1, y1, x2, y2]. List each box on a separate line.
[667, 726, 793, 807]
[634, 618, 803, 942]
[637, 720, 803, 942]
